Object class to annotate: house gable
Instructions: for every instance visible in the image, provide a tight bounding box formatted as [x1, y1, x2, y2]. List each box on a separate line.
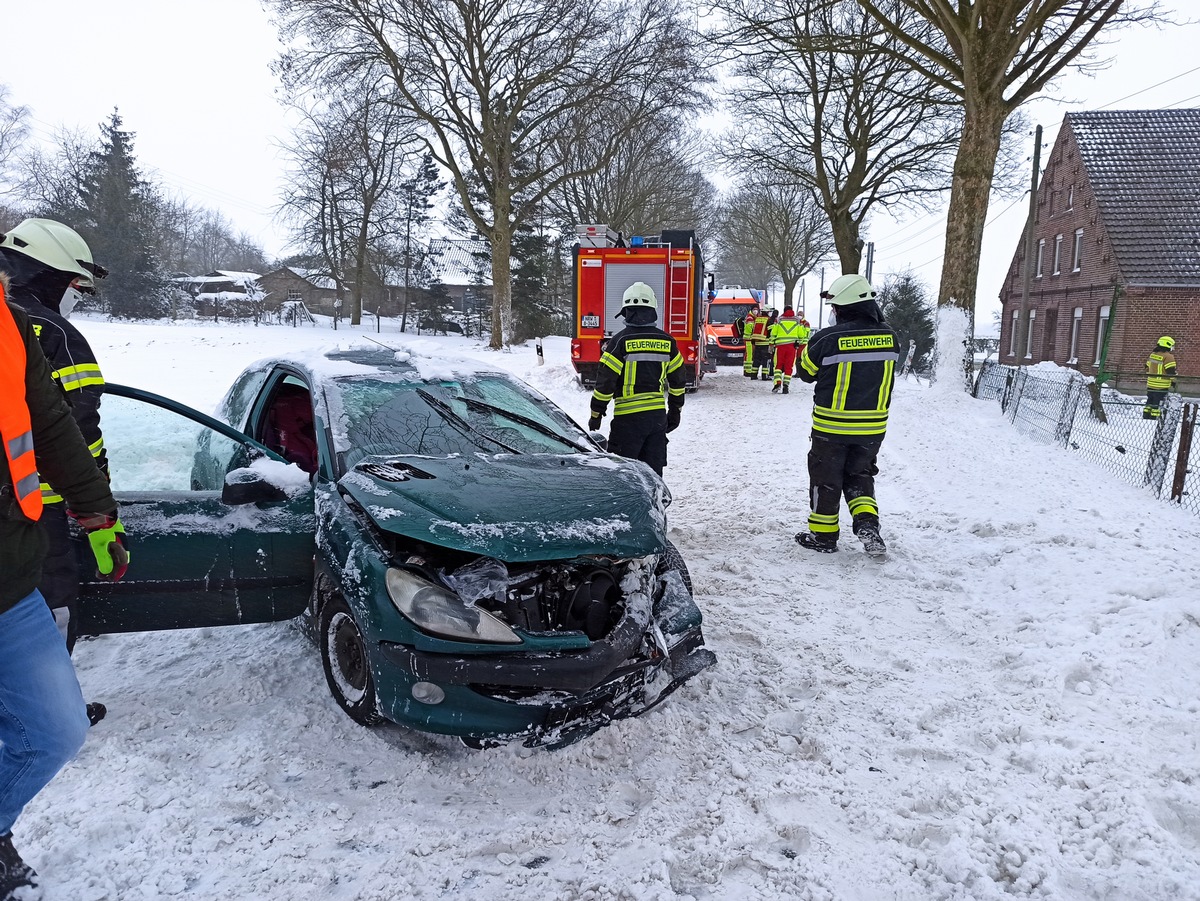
[997, 108, 1200, 392]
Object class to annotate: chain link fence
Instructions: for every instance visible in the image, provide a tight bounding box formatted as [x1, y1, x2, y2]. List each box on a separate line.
[973, 361, 1198, 517]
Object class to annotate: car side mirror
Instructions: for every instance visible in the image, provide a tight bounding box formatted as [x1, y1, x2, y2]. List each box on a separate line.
[589, 431, 608, 451]
[222, 467, 289, 505]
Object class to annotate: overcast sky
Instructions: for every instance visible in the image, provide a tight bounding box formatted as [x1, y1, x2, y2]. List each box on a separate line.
[4, 2, 1199, 327]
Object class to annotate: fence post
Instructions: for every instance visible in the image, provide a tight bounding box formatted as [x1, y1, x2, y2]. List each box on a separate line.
[1007, 368, 1028, 423]
[1144, 394, 1183, 495]
[1055, 375, 1082, 446]
[1000, 367, 1016, 412]
[1170, 403, 1197, 503]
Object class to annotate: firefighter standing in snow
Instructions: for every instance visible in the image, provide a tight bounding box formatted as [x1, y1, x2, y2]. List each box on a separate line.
[769, 306, 804, 394]
[1, 282, 125, 900]
[0, 219, 116, 726]
[740, 304, 759, 377]
[795, 275, 899, 556]
[748, 307, 772, 380]
[1143, 336, 1177, 420]
[589, 282, 686, 476]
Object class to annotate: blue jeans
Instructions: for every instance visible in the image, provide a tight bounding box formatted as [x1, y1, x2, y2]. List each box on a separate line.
[0, 590, 89, 835]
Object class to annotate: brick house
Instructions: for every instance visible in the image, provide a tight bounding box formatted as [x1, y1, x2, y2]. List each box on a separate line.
[997, 109, 1200, 395]
[256, 266, 339, 316]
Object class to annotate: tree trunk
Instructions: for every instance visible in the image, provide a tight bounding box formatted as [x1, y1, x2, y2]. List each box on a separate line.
[490, 228, 512, 349]
[830, 211, 862, 275]
[937, 103, 1006, 317]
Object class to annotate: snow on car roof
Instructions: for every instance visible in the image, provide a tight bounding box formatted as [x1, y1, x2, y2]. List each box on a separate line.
[245, 341, 508, 383]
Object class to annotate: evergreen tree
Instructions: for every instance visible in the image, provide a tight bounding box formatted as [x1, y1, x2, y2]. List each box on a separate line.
[877, 272, 936, 373]
[510, 215, 569, 343]
[76, 110, 166, 318]
[397, 151, 443, 332]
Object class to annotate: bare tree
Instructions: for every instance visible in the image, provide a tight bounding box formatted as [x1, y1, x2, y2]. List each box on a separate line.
[854, 0, 1164, 316]
[713, 0, 962, 275]
[279, 76, 418, 325]
[270, 0, 706, 347]
[549, 113, 718, 239]
[718, 177, 835, 309]
[0, 86, 30, 196]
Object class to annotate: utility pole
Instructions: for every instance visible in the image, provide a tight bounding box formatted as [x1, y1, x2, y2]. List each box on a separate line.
[865, 242, 875, 283]
[1015, 125, 1043, 364]
[818, 267, 826, 327]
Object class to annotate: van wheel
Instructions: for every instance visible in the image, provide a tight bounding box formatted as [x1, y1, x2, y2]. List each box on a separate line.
[320, 595, 384, 726]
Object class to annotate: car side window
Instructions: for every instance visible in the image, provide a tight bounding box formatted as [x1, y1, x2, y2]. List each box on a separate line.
[216, 368, 269, 430]
[100, 393, 253, 492]
[259, 380, 319, 476]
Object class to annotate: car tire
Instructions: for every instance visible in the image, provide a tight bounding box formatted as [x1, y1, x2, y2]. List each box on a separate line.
[319, 594, 384, 726]
[657, 539, 694, 595]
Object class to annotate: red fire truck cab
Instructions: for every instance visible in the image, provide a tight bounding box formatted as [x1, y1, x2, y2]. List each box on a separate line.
[570, 225, 707, 390]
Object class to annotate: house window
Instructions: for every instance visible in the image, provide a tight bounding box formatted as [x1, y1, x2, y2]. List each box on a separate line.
[1067, 186, 1074, 210]
[1094, 305, 1110, 366]
[1068, 307, 1083, 363]
[1053, 235, 1063, 275]
[1025, 310, 1036, 360]
[288, 289, 303, 302]
[1072, 229, 1084, 272]
[1036, 240, 1045, 278]
[1008, 310, 1019, 357]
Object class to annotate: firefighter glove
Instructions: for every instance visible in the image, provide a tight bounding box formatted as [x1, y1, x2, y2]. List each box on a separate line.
[666, 408, 681, 433]
[588, 414, 603, 431]
[68, 511, 130, 581]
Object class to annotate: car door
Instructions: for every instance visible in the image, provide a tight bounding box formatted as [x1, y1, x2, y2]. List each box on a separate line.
[75, 384, 315, 635]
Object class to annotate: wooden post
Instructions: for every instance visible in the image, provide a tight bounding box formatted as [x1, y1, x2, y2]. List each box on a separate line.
[1170, 402, 1197, 503]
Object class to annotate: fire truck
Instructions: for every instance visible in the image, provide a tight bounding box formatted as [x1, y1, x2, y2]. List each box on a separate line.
[570, 224, 707, 390]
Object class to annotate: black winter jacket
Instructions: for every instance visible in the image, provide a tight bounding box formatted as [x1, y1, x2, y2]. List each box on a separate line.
[798, 301, 900, 444]
[1, 302, 116, 613]
[7, 293, 108, 500]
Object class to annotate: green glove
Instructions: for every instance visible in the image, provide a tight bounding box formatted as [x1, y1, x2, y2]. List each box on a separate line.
[69, 512, 130, 580]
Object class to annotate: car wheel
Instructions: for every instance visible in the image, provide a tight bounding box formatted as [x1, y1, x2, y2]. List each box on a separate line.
[319, 595, 384, 726]
[657, 539, 694, 595]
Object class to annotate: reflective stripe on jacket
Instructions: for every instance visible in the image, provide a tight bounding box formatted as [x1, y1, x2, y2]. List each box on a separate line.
[1146, 351, 1177, 391]
[591, 326, 686, 417]
[770, 317, 803, 346]
[8, 296, 107, 503]
[799, 322, 900, 442]
[0, 294, 42, 520]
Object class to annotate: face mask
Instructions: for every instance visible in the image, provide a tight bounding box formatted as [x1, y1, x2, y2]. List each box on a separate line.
[60, 287, 85, 318]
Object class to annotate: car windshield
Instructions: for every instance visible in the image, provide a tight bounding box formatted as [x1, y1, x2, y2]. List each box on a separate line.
[707, 303, 756, 325]
[334, 372, 592, 471]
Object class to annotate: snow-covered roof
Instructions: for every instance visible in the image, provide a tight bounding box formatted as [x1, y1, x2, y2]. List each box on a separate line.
[1067, 108, 1200, 286]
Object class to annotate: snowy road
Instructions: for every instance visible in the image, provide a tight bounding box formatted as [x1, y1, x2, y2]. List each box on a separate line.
[21, 320, 1200, 900]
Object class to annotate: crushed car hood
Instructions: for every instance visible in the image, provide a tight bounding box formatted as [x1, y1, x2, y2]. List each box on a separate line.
[338, 453, 667, 562]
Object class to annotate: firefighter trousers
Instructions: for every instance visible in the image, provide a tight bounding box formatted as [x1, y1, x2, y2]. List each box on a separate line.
[806, 435, 882, 541]
[607, 410, 669, 476]
[772, 345, 798, 387]
[39, 504, 81, 652]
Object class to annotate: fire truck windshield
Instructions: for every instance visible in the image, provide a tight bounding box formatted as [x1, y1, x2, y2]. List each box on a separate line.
[706, 303, 756, 325]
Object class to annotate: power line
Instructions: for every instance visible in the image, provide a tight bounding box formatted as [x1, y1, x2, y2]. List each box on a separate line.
[1097, 64, 1200, 109]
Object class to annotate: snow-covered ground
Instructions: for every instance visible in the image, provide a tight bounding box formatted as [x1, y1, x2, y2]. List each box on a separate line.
[17, 313, 1200, 900]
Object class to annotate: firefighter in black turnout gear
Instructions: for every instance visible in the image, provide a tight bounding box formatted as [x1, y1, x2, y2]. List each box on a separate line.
[795, 275, 899, 557]
[589, 282, 686, 477]
[0, 219, 113, 726]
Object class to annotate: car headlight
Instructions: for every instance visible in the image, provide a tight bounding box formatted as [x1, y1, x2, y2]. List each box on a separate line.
[385, 568, 522, 644]
[706, 335, 717, 345]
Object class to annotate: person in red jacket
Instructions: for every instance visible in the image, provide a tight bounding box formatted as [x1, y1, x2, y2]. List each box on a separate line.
[1, 283, 127, 900]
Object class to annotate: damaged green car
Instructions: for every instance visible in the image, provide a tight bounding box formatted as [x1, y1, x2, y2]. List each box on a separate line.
[77, 348, 714, 748]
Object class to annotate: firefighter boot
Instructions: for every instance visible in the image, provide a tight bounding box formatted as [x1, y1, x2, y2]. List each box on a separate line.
[796, 532, 838, 553]
[782, 384, 789, 394]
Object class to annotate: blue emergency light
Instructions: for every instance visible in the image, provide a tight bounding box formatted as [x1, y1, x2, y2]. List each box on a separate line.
[630, 235, 645, 247]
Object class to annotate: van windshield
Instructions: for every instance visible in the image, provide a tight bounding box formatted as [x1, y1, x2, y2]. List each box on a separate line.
[707, 303, 756, 325]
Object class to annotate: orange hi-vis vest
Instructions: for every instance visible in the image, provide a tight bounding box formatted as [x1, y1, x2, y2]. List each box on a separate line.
[0, 290, 43, 521]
